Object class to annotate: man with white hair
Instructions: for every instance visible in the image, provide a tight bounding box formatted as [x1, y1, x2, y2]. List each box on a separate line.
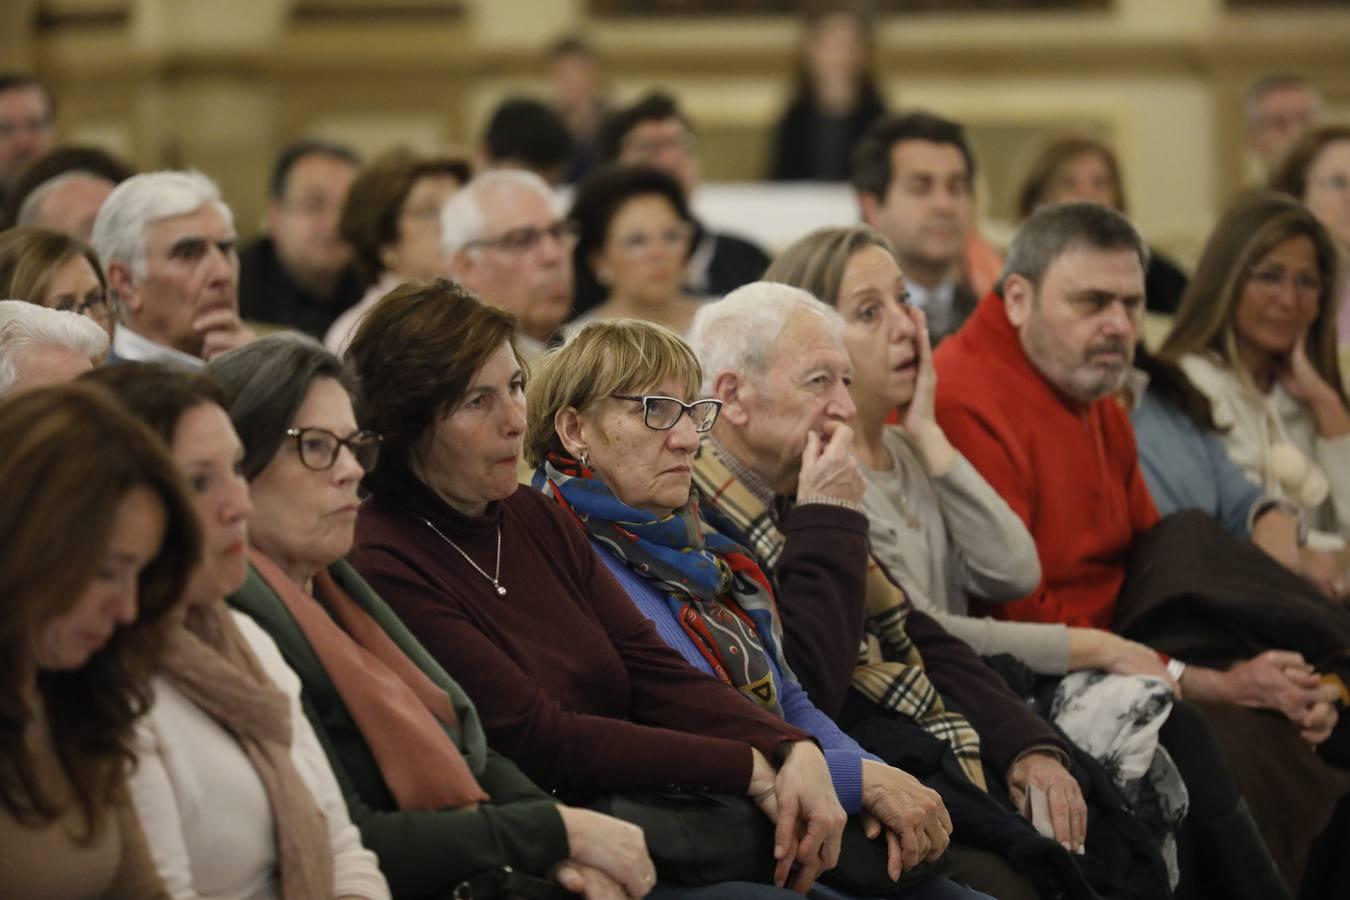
[444, 170, 576, 362]
[91, 169, 253, 367]
[688, 282, 1082, 900]
[0, 299, 107, 399]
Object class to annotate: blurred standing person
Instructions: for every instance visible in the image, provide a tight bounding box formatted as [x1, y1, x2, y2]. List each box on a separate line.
[238, 139, 364, 338]
[1245, 74, 1323, 174]
[479, 97, 575, 188]
[770, 4, 885, 183]
[323, 150, 469, 355]
[547, 36, 610, 183]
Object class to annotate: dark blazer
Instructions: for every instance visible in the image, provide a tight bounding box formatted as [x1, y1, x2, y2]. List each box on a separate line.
[229, 559, 569, 900]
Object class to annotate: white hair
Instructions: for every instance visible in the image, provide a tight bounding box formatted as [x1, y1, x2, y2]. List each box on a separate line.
[89, 170, 234, 282]
[16, 170, 111, 229]
[687, 281, 845, 394]
[0, 300, 108, 399]
[441, 168, 558, 256]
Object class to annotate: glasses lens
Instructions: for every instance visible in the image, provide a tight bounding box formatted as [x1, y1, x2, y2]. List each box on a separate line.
[297, 429, 338, 470]
[350, 433, 381, 472]
[690, 400, 720, 433]
[644, 397, 682, 430]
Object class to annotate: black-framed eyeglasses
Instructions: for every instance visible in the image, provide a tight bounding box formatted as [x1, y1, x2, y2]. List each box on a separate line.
[285, 427, 382, 472]
[54, 290, 117, 323]
[612, 394, 722, 433]
[464, 220, 580, 255]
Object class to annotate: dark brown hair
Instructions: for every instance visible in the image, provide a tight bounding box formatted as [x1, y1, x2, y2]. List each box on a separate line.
[339, 149, 472, 287]
[0, 382, 199, 837]
[0, 227, 107, 308]
[851, 110, 976, 199]
[345, 278, 518, 495]
[82, 362, 226, 446]
[1015, 135, 1126, 221]
[1269, 124, 1350, 203]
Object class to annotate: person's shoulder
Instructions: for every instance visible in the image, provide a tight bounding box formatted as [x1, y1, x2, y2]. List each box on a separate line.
[1176, 352, 1236, 396]
[709, 229, 770, 264]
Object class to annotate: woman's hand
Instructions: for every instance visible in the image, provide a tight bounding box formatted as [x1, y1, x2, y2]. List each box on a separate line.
[557, 806, 655, 898]
[1299, 547, 1346, 600]
[759, 741, 847, 894]
[859, 759, 951, 879]
[898, 306, 957, 476]
[1067, 629, 1180, 696]
[554, 861, 640, 899]
[1279, 331, 1350, 438]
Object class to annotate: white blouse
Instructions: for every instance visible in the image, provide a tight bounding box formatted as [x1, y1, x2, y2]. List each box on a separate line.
[128, 612, 389, 900]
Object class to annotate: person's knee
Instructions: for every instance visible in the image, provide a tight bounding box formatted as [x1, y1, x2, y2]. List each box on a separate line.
[939, 844, 1039, 900]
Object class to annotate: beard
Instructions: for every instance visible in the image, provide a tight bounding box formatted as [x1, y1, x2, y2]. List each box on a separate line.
[1022, 315, 1132, 404]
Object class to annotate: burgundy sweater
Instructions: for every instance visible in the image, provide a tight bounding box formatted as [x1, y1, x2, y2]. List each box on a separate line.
[349, 471, 807, 796]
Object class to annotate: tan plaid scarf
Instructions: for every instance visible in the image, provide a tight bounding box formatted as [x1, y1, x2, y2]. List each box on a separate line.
[692, 438, 987, 789]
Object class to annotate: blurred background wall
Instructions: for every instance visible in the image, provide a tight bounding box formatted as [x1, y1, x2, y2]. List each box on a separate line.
[5, 0, 1348, 263]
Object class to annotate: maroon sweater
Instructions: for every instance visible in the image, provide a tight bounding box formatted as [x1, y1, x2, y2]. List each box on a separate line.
[350, 472, 807, 796]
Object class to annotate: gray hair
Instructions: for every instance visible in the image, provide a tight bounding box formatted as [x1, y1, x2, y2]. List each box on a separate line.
[1243, 73, 1323, 130]
[441, 169, 558, 256]
[0, 300, 109, 399]
[205, 331, 358, 481]
[15, 170, 110, 229]
[90, 170, 234, 282]
[687, 281, 845, 395]
[1000, 202, 1149, 292]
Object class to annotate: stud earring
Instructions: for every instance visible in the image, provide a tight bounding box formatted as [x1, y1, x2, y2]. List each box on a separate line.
[579, 449, 590, 467]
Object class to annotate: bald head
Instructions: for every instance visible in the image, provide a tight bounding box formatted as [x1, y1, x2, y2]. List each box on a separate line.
[17, 171, 115, 242]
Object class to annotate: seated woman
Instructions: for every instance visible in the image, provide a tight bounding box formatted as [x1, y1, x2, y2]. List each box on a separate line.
[87, 362, 390, 900]
[1161, 191, 1350, 550]
[0, 226, 118, 339]
[568, 164, 706, 335]
[324, 150, 470, 355]
[346, 278, 853, 898]
[766, 225, 1165, 679]
[203, 333, 654, 900]
[0, 382, 198, 899]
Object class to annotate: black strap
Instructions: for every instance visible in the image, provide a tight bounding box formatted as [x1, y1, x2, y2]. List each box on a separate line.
[450, 866, 571, 900]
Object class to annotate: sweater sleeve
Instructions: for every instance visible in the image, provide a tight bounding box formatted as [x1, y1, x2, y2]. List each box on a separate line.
[354, 544, 801, 798]
[773, 502, 872, 718]
[934, 453, 1042, 602]
[903, 607, 1068, 775]
[924, 608, 1070, 676]
[1204, 429, 1264, 539]
[126, 710, 202, 900]
[107, 795, 172, 900]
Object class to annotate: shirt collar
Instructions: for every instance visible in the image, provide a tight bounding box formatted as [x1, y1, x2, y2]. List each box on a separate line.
[112, 326, 205, 369]
[904, 277, 956, 312]
[708, 433, 777, 509]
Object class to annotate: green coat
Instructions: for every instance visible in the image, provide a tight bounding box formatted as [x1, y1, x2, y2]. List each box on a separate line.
[229, 560, 568, 900]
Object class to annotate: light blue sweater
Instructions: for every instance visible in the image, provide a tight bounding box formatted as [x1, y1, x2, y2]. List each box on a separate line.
[595, 544, 877, 814]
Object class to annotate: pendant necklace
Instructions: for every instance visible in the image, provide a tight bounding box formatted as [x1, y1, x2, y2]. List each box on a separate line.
[419, 516, 507, 596]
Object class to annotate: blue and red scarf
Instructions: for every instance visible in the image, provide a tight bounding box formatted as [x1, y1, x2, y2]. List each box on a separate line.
[537, 453, 795, 716]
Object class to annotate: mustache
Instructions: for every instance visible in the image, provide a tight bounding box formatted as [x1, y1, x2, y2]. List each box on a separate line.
[1086, 338, 1130, 358]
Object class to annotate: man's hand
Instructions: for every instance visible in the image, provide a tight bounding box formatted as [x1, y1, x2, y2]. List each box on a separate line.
[767, 742, 847, 893]
[859, 759, 951, 879]
[194, 307, 256, 361]
[557, 806, 655, 898]
[554, 861, 639, 899]
[1006, 751, 1087, 853]
[1183, 651, 1343, 744]
[797, 422, 865, 505]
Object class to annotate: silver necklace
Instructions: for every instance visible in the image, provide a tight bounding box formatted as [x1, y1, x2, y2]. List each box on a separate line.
[419, 516, 506, 596]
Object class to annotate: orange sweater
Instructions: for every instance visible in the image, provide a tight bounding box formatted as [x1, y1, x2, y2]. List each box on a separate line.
[933, 293, 1158, 630]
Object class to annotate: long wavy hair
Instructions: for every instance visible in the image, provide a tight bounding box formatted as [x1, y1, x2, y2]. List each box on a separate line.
[0, 383, 199, 838]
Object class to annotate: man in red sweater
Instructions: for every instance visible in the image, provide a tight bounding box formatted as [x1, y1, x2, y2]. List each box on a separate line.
[932, 201, 1336, 745]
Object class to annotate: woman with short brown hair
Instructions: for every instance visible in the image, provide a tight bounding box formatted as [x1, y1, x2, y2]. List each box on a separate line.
[0, 382, 199, 899]
[0, 226, 117, 338]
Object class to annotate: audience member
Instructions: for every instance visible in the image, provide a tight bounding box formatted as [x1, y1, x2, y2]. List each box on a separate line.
[547, 35, 609, 182]
[594, 92, 770, 308]
[345, 278, 849, 897]
[770, 3, 885, 182]
[0, 300, 107, 399]
[201, 333, 656, 899]
[480, 97, 575, 187]
[88, 362, 390, 899]
[1270, 124, 1350, 348]
[1245, 73, 1323, 173]
[852, 112, 978, 343]
[90, 169, 254, 367]
[525, 319, 996, 900]
[443, 169, 575, 362]
[0, 227, 116, 337]
[4, 144, 132, 233]
[687, 283, 1112, 900]
[933, 201, 1338, 896]
[323, 149, 469, 354]
[238, 138, 364, 337]
[1162, 192, 1350, 547]
[0, 381, 198, 899]
[0, 74, 56, 205]
[1015, 135, 1189, 315]
[569, 164, 705, 335]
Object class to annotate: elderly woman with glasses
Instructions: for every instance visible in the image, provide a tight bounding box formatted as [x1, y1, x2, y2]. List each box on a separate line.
[199, 332, 655, 900]
[1162, 191, 1350, 549]
[347, 278, 867, 899]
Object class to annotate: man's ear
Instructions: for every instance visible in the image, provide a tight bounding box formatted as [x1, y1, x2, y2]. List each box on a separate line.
[106, 260, 141, 317]
[1003, 273, 1035, 329]
[712, 370, 751, 427]
[554, 406, 588, 459]
[857, 191, 883, 229]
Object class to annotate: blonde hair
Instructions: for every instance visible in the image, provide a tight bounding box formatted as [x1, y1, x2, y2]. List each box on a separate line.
[524, 318, 702, 468]
[765, 225, 895, 309]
